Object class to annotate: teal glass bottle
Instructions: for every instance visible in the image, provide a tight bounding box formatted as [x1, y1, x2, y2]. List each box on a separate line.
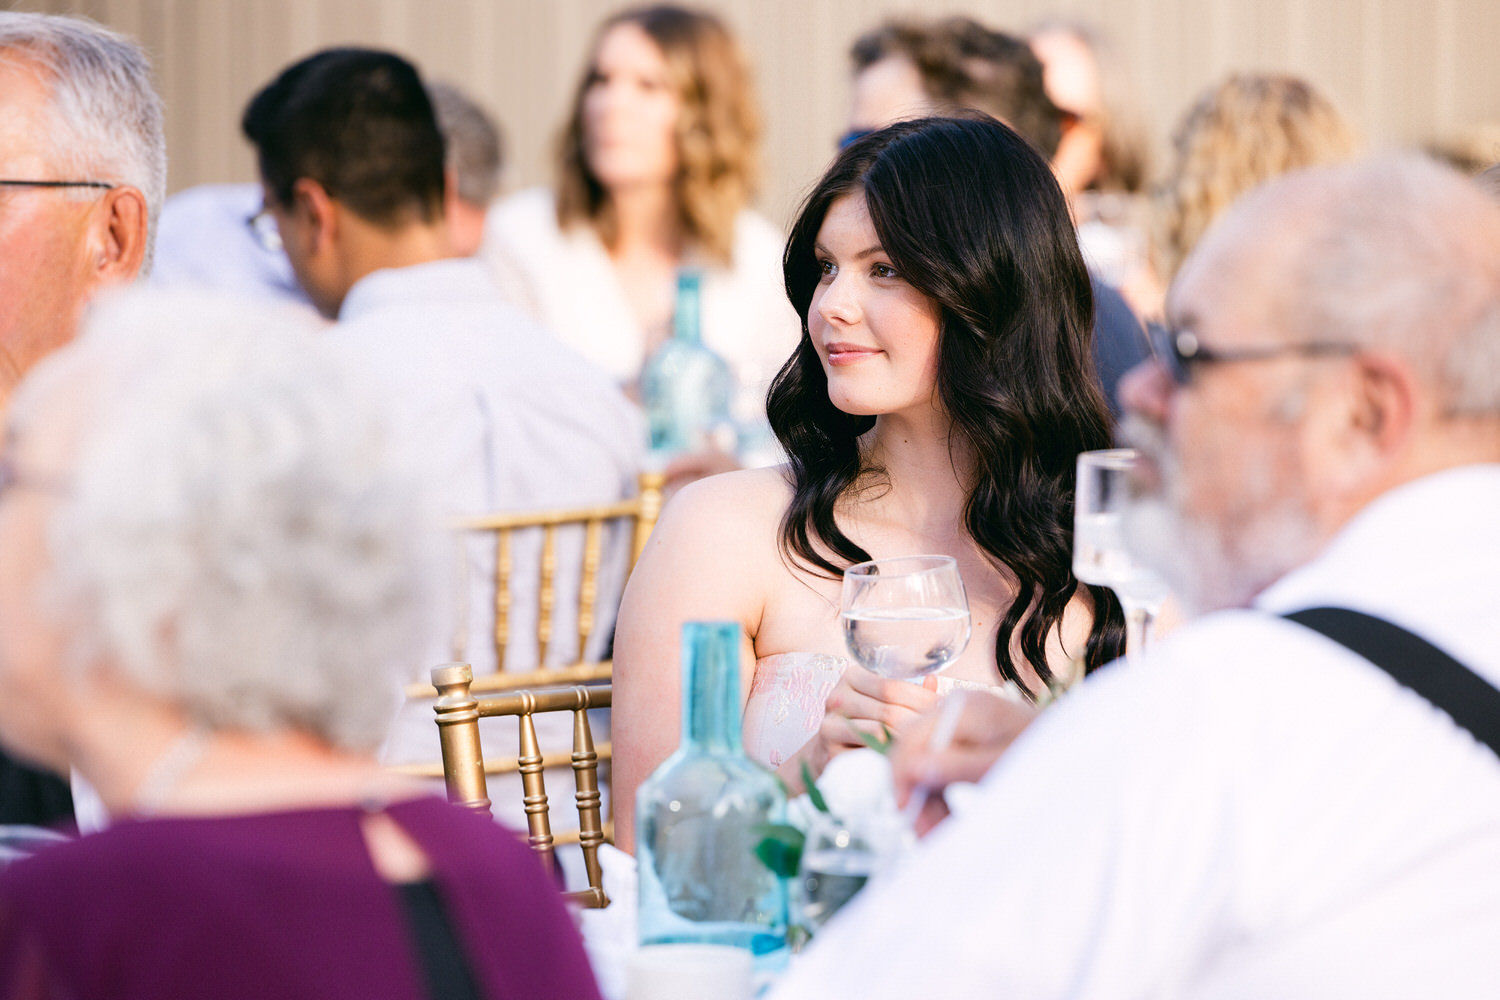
[636, 621, 789, 968]
[639, 269, 736, 460]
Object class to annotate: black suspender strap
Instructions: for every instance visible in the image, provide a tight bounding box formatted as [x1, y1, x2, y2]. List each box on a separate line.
[1284, 606, 1500, 761]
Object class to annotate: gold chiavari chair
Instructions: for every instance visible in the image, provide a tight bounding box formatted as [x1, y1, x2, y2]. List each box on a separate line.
[392, 471, 663, 872]
[432, 663, 612, 908]
[404, 469, 664, 702]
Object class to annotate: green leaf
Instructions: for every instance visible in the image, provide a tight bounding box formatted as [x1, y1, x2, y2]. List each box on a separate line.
[800, 760, 831, 814]
[752, 822, 805, 879]
[854, 724, 896, 755]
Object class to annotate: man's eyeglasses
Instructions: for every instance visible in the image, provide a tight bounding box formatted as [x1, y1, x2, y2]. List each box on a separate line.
[0, 179, 117, 191]
[246, 206, 283, 253]
[1147, 324, 1358, 386]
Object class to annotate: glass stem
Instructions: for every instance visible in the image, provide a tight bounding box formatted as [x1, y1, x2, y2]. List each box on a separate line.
[1124, 605, 1154, 663]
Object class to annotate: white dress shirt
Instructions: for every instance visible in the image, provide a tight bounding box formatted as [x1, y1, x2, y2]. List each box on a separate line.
[771, 465, 1500, 1000]
[329, 260, 641, 775]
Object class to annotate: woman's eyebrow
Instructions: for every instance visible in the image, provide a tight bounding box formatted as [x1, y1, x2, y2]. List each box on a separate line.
[812, 241, 885, 260]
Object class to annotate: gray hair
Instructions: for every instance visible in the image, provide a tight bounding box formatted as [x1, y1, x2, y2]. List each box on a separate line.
[427, 80, 503, 207]
[1222, 155, 1500, 417]
[10, 289, 443, 751]
[0, 13, 167, 271]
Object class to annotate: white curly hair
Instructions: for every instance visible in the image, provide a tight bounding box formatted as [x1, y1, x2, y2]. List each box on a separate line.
[10, 288, 443, 751]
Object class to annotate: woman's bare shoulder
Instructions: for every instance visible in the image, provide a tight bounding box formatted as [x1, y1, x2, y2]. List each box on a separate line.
[658, 465, 793, 537]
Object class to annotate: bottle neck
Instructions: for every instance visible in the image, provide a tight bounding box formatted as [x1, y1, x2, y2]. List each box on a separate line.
[680, 621, 742, 753]
[673, 270, 702, 345]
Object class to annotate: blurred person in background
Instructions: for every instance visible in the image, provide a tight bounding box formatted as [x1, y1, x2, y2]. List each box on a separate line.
[844, 16, 1061, 155]
[153, 78, 504, 307]
[843, 15, 1148, 418]
[0, 10, 164, 833]
[0, 290, 604, 1000]
[428, 80, 505, 257]
[241, 48, 641, 842]
[1147, 73, 1357, 320]
[773, 153, 1500, 1000]
[1029, 19, 1153, 306]
[484, 4, 800, 476]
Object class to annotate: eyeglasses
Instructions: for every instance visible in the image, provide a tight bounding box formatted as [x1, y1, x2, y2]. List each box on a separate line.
[246, 206, 283, 253]
[0, 179, 117, 191]
[837, 128, 872, 150]
[1147, 323, 1358, 386]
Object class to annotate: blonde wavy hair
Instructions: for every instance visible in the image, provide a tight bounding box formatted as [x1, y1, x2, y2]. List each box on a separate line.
[555, 5, 760, 264]
[1153, 73, 1357, 282]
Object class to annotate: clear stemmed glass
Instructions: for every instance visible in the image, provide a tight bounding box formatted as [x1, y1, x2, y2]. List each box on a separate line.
[1073, 448, 1169, 660]
[840, 555, 971, 682]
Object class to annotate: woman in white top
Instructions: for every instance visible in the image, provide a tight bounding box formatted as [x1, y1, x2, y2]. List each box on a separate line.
[484, 5, 799, 469]
[613, 116, 1127, 852]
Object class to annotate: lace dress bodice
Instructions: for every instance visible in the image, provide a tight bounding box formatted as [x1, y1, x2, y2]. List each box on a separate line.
[741, 652, 1014, 769]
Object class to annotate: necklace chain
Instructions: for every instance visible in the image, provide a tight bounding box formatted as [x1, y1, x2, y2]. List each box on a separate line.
[131, 727, 211, 817]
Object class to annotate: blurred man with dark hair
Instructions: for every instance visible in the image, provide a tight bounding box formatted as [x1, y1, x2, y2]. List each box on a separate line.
[241, 50, 641, 759]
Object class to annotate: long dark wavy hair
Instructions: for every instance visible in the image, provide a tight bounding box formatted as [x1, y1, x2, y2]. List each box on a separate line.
[768, 115, 1126, 695]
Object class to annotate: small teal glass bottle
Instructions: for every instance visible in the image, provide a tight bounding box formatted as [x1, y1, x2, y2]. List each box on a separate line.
[640, 269, 736, 460]
[636, 621, 789, 969]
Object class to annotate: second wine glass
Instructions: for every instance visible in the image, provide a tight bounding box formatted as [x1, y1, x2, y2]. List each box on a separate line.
[1073, 448, 1169, 659]
[839, 555, 971, 682]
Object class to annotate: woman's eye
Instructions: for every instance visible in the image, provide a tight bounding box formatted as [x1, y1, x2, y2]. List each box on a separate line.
[818, 259, 837, 278]
[872, 263, 899, 279]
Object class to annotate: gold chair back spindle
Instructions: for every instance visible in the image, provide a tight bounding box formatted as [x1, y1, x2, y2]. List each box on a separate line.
[536, 525, 557, 665]
[432, 663, 491, 817]
[576, 517, 604, 661]
[431, 662, 612, 908]
[571, 695, 606, 897]
[433, 469, 664, 691]
[515, 691, 554, 866]
[494, 530, 513, 673]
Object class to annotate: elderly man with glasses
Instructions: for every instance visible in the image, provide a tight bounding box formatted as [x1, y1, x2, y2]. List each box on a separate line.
[0, 13, 165, 834]
[0, 13, 165, 416]
[770, 156, 1500, 999]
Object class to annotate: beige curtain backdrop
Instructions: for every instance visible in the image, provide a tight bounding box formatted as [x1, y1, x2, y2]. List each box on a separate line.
[12, 0, 1500, 227]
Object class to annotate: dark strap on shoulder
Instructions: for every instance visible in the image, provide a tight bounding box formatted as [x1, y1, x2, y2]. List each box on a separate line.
[394, 880, 483, 1000]
[1285, 606, 1500, 760]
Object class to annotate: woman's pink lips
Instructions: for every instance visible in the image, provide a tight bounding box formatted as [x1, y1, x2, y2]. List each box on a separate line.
[825, 343, 881, 366]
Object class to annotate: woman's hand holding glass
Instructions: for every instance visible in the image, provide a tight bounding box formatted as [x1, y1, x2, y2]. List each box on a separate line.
[787, 555, 971, 784]
[795, 664, 940, 778]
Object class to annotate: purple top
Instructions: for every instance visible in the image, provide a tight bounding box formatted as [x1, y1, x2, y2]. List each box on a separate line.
[0, 795, 604, 1000]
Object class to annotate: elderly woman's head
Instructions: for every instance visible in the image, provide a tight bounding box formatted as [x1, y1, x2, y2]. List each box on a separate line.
[0, 290, 439, 769]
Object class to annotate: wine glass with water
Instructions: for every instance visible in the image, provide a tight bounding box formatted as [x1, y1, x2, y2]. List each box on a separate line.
[1073, 448, 1169, 659]
[840, 555, 971, 682]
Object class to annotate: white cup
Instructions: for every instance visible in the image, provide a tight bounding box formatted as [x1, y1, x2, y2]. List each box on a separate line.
[625, 943, 754, 1000]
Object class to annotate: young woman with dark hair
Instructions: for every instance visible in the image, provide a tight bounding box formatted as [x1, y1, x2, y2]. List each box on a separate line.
[613, 115, 1124, 852]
